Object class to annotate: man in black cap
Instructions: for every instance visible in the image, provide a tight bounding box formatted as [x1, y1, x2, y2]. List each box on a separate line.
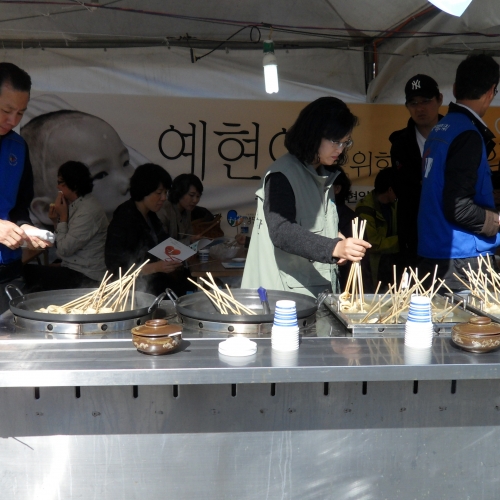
[389, 74, 443, 270]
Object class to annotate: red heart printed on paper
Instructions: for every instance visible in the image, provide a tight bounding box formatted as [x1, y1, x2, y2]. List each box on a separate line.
[165, 245, 181, 256]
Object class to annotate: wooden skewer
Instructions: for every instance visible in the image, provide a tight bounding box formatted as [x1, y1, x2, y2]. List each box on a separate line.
[187, 278, 239, 314]
[198, 276, 256, 314]
[225, 284, 241, 315]
[187, 278, 227, 313]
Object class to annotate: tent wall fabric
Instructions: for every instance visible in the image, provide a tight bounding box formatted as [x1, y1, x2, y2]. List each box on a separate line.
[10, 47, 367, 103]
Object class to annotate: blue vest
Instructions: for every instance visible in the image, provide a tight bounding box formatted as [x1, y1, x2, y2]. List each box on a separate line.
[418, 112, 500, 259]
[0, 132, 26, 264]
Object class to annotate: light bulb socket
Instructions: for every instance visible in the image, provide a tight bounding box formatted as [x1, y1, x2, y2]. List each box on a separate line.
[263, 39, 275, 54]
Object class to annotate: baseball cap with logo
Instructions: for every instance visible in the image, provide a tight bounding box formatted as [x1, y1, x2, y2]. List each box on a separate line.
[405, 74, 440, 103]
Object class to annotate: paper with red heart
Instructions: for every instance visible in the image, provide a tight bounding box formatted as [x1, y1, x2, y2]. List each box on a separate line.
[148, 237, 196, 262]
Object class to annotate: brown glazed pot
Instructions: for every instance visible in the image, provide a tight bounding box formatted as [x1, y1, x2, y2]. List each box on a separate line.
[451, 316, 500, 353]
[132, 319, 182, 355]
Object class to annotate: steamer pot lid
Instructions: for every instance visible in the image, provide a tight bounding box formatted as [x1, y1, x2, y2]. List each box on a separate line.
[452, 316, 500, 336]
[132, 319, 182, 337]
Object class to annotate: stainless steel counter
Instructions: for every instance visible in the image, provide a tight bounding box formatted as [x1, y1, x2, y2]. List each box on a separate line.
[0, 301, 496, 387]
[0, 335, 499, 388]
[2, 306, 500, 500]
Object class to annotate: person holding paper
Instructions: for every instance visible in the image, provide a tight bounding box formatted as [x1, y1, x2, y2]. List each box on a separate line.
[157, 173, 204, 245]
[105, 163, 195, 296]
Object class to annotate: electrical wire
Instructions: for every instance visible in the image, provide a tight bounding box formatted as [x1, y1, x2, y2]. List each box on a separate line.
[0, 0, 498, 42]
[191, 25, 261, 62]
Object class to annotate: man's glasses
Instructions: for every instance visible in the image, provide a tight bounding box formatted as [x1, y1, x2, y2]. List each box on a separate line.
[329, 139, 353, 150]
[406, 98, 435, 108]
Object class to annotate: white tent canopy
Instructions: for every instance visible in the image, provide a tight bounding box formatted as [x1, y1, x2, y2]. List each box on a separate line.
[0, 0, 499, 103]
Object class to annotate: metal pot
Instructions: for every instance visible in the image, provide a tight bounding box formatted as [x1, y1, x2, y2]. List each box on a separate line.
[166, 288, 319, 334]
[132, 319, 183, 355]
[6, 285, 166, 324]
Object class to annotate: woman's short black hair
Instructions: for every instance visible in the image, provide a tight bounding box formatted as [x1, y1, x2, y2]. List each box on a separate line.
[58, 161, 93, 197]
[284, 97, 358, 167]
[129, 163, 172, 201]
[168, 173, 204, 204]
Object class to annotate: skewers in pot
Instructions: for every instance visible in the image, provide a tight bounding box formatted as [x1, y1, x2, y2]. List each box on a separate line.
[187, 272, 256, 315]
[35, 261, 149, 314]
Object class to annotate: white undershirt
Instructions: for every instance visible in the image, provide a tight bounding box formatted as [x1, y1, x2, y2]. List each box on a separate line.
[415, 127, 426, 156]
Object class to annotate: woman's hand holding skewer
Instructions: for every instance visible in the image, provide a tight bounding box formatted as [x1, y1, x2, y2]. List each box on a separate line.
[333, 237, 371, 262]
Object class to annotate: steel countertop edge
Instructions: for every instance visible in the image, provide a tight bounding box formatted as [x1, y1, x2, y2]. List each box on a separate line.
[0, 336, 499, 387]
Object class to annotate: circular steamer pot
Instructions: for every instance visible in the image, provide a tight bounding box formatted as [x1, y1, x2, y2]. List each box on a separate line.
[132, 319, 182, 355]
[166, 288, 320, 335]
[6, 285, 165, 324]
[451, 316, 500, 353]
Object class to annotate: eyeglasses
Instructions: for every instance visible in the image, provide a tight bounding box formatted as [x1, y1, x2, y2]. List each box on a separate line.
[329, 139, 353, 150]
[406, 98, 435, 108]
[57, 179, 66, 187]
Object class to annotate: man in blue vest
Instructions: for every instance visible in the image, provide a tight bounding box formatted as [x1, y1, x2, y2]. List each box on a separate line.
[418, 54, 500, 290]
[0, 63, 50, 286]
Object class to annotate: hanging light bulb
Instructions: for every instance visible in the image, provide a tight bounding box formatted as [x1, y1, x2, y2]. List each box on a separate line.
[428, 0, 473, 17]
[263, 39, 279, 94]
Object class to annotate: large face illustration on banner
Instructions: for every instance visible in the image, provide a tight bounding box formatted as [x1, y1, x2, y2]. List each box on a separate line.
[21, 110, 134, 226]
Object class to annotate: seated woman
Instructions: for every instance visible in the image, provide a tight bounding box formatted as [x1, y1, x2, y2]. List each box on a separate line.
[24, 161, 108, 291]
[105, 163, 194, 296]
[157, 173, 204, 245]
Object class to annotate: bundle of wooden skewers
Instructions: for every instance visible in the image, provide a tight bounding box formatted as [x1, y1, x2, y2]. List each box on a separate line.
[187, 272, 256, 315]
[357, 266, 462, 324]
[35, 261, 150, 314]
[335, 217, 462, 324]
[338, 218, 367, 313]
[453, 255, 500, 313]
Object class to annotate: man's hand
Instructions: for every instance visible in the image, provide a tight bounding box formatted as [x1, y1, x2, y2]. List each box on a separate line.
[0, 220, 28, 249]
[333, 237, 371, 262]
[20, 224, 52, 250]
[52, 191, 68, 222]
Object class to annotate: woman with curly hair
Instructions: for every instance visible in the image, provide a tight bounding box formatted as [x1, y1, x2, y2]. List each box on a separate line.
[242, 97, 370, 297]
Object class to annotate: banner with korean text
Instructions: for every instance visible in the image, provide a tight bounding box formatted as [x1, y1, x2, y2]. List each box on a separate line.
[22, 93, 500, 235]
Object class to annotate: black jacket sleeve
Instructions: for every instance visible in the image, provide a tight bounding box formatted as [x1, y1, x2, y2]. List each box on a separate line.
[9, 145, 34, 226]
[263, 172, 340, 263]
[443, 130, 498, 236]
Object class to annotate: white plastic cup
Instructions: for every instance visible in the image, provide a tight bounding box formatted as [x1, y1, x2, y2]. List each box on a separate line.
[404, 345, 432, 365]
[275, 300, 296, 310]
[274, 300, 298, 328]
[408, 295, 432, 323]
[271, 322, 299, 351]
[404, 322, 433, 349]
[272, 349, 299, 366]
[198, 249, 210, 262]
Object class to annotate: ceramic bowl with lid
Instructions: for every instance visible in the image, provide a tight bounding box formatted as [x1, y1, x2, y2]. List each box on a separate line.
[132, 319, 182, 355]
[451, 316, 500, 353]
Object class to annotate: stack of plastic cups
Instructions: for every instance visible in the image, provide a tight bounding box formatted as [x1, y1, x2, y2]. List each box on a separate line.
[271, 300, 299, 352]
[198, 249, 210, 263]
[404, 295, 433, 364]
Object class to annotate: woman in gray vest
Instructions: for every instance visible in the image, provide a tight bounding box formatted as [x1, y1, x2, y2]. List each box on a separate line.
[242, 97, 371, 297]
